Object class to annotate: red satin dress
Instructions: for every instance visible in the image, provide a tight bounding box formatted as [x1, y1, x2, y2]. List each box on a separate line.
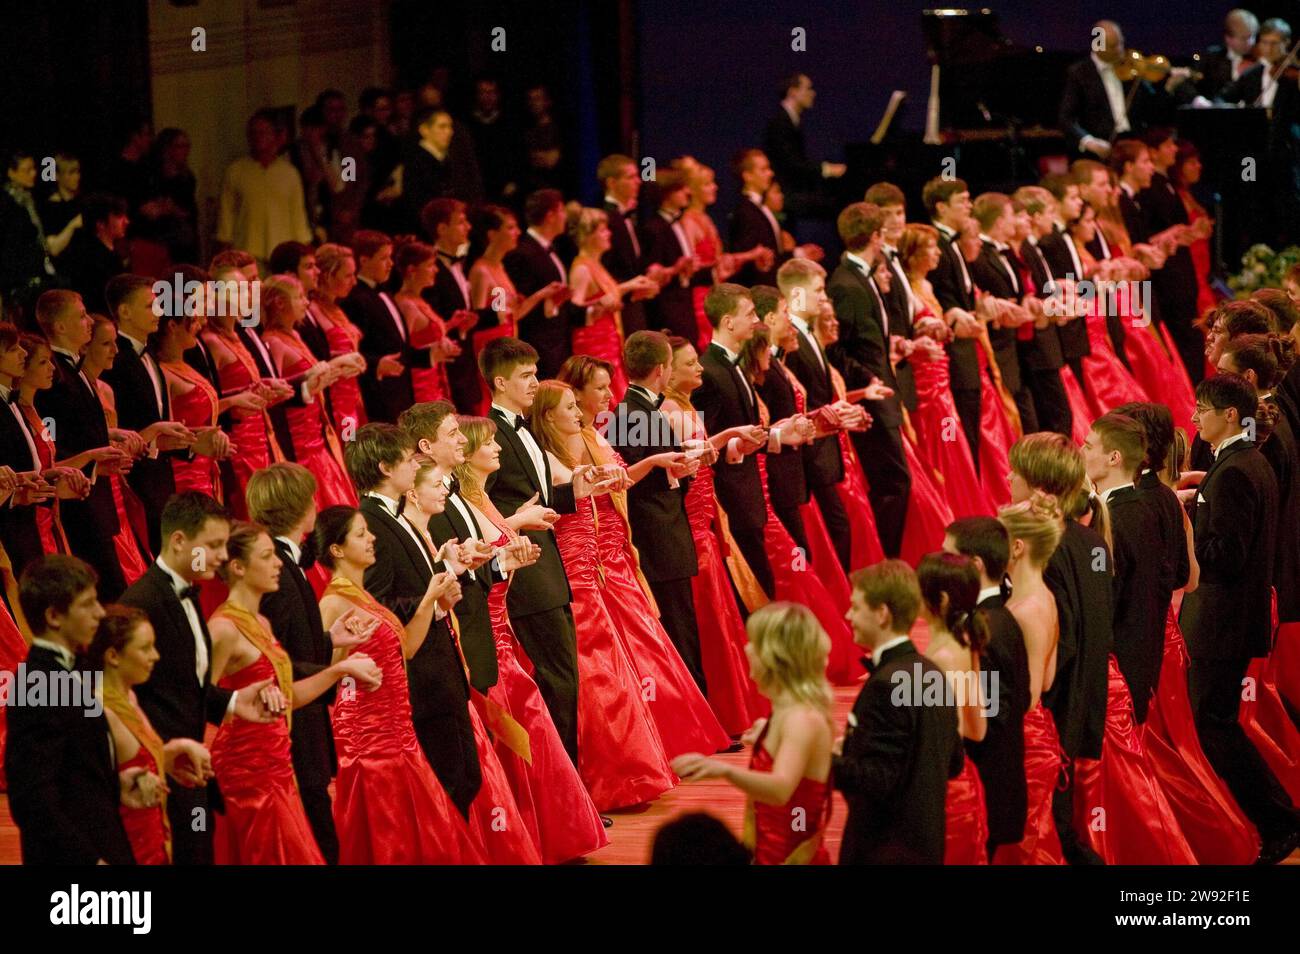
[993, 703, 1066, 865]
[553, 497, 676, 811]
[96, 381, 150, 582]
[1057, 363, 1094, 447]
[1144, 607, 1259, 864]
[836, 430, 887, 571]
[1119, 285, 1196, 438]
[569, 256, 629, 404]
[899, 434, 955, 567]
[400, 295, 452, 404]
[483, 560, 608, 863]
[691, 234, 719, 348]
[315, 304, 368, 435]
[209, 624, 324, 865]
[1239, 593, 1300, 805]
[0, 595, 28, 791]
[164, 363, 221, 498]
[265, 331, 357, 509]
[326, 578, 485, 864]
[974, 344, 1016, 508]
[747, 722, 832, 865]
[463, 696, 544, 864]
[676, 409, 765, 735]
[944, 751, 990, 865]
[118, 745, 168, 865]
[1079, 304, 1148, 416]
[1072, 655, 1197, 863]
[1180, 192, 1218, 318]
[17, 402, 68, 555]
[910, 332, 995, 519]
[592, 485, 731, 756]
[207, 331, 278, 519]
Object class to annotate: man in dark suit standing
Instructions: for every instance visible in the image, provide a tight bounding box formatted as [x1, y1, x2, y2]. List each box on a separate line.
[944, 518, 1030, 859]
[1196, 9, 1260, 99]
[639, 170, 700, 345]
[762, 73, 846, 224]
[826, 203, 911, 557]
[728, 149, 782, 287]
[610, 331, 706, 689]
[1181, 372, 1300, 864]
[399, 108, 456, 230]
[837, 560, 964, 864]
[598, 154, 651, 337]
[5, 556, 134, 865]
[865, 182, 918, 413]
[341, 231, 419, 423]
[1014, 186, 1074, 437]
[504, 189, 574, 380]
[121, 492, 280, 864]
[344, 423, 479, 816]
[421, 199, 493, 412]
[0, 325, 52, 580]
[1037, 175, 1094, 399]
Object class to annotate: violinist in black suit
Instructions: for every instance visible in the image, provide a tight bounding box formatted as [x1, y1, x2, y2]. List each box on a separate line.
[598, 154, 649, 337]
[762, 74, 846, 223]
[836, 561, 964, 864]
[944, 518, 1030, 857]
[1196, 10, 1259, 99]
[120, 492, 280, 864]
[728, 150, 783, 287]
[345, 423, 480, 816]
[639, 170, 700, 346]
[5, 556, 134, 865]
[246, 462, 341, 863]
[504, 190, 575, 380]
[1181, 373, 1300, 863]
[826, 203, 910, 558]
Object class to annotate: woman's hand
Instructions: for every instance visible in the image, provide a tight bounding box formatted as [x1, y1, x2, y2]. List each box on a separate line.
[328, 607, 381, 649]
[671, 753, 729, 782]
[337, 652, 383, 691]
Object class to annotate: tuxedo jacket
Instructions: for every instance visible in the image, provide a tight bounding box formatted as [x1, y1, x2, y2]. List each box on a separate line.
[639, 212, 698, 342]
[1197, 45, 1242, 100]
[1135, 469, 1192, 596]
[504, 232, 574, 375]
[834, 640, 964, 865]
[1106, 484, 1173, 721]
[879, 250, 918, 411]
[601, 200, 647, 335]
[426, 493, 505, 692]
[1043, 520, 1113, 760]
[927, 228, 982, 391]
[763, 109, 822, 193]
[967, 242, 1025, 394]
[484, 405, 577, 616]
[968, 593, 1029, 848]
[694, 342, 767, 534]
[610, 386, 697, 582]
[1261, 414, 1300, 622]
[1058, 57, 1164, 151]
[359, 495, 470, 719]
[423, 255, 495, 411]
[1037, 226, 1091, 361]
[1181, 438, 1279, 660]
[782, 324, 844, 488]
[758, 363, 810, 511]
[1017, 239, 1066, 372]
[101, 336, 177, 522]
[728, 196, 783, 287]
[1139, 173, 1200, 320]
[826, 255, 903, 428]
[122, 564, 234, 743]
[0, 395, 45, 575]
[4, 645, 134, 865]
[342, 280, 419, 423]
[232, 323, 302, 460]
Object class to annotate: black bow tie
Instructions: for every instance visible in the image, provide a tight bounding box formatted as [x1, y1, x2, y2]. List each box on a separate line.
[653, 393, 665, 409]
[5, 390, 18, 405]
[179, 584, 200, 603]
[513, 414, 527, 431]
[438, 251, 467, 267]
[394, 497, 407, 517]
[446, 472, 461, 496]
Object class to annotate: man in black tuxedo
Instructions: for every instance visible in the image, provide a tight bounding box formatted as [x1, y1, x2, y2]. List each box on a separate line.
[837, 560, 964, 864]
[826, 203, 911, 557]
[728, 149, 782, 287]
[598, 154, 651, 337]
[5, 556, 134, 864]
[504, 189, 574, 380]
[1180, 373, 1300, 863]
[342, 231, 422, 423]
[610, 331, 706, 689]
[944, 519, 1030, 859]
[1197, 9, 1260, 99]
[865, 182, 918, 412]
[693, 284, 787, 598]
[1014, 187, 1074, 437]
[480, 337, 590, 762]
[121, 492, 280, 864]
[778, 259, 857, 570]
[762, 73, 846, 224]
[923, 177, 984, 460]
[269, 242, 332, 362]
[246, 462, 341, 863]
[639, 170, 700, 345]
[33, 290, 131, 599]
[1037, 175, 1093, 394]
[345, 423, 480, 815]
[421, 199, 494, 412]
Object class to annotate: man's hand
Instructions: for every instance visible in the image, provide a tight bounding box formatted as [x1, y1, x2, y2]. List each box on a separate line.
[736, 424, 768, 456]
[163, 737, 212, 788]
[192, 427, 232, 459]
[376, 354, 405, 379]
[119, 767, 163, 809]
[512, 491, 559, 530]
[233, 678, 284, 723]
[337, 652, 383, 691]
[46, 466, 90, 500]
[499, 536, 541, 572]
[329, 606, 381, 649]
[109, 428, 146, 457]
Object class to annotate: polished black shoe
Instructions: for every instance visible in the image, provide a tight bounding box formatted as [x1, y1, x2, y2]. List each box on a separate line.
[601, 815, 614, 828]
[1255, 827, 1300, 865]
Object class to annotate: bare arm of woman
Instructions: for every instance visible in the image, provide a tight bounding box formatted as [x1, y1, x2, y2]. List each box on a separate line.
[1182, 508, 1199, 593]
[469, 264, 494, 310]
[673, 708, 829, 805]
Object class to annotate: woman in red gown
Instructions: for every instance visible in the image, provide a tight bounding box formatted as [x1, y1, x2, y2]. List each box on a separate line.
[525, 387, 676, 812]
[314, 506, 489, 864]
[548, 370, 732, 756]
[994, 495, 1067, 865]
[260, 275, 356, 509]
[917, 553, 991, 864]
[91, 605, 214, 865]
[393, 239, 459, 404]
[13, 335, 72, 555]
[156, 312, 228, 498]
[208, 521, 381, 864]
[673, 602, 834, 865]
[1171, 141, 1218, 319]
[310, 244, 369, 435]
[0, 553, 28, 792]
[454, 419, 609, 863]
[82, 316, 151, 582]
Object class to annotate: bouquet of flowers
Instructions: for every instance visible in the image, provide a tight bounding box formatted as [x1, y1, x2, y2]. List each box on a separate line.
[1228, 243, 1300, 295]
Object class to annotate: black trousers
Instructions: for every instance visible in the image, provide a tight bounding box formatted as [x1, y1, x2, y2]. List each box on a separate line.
[724, 515, 776, 599]
[167, 783, 213, 866]
[953, 387, 982, 476]
[648, 575, 707, 693]
[1188, 655, 1300, 841]
[63, 513, 127, 601]
[414, 705, 482, 819]
[289, 704, 339, 864]
[1066, 357, 1088, 399]
[1011, 383, 1039, 436]
[811, 480, 852, 571]
[772, 498, 811, 564]
[851, 424, 910, 559]
[512, 604, 579, 765]
[1025, 368, 1072, 438]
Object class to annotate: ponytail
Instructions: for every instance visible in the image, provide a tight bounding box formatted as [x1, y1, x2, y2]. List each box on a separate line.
[950, 608, 991, 655]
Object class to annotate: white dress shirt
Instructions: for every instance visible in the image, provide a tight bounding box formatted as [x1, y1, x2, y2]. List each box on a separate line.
[1089, 52, 1131, 145]
[1213, 430, 1250, 458]
[605, 194, 641, 258]
[154, 558, 239, 724]
[933, 221, 974, 294]
[0, 382, 42, 470]
[492, 403, 550, 503]
[977, 584, 1003, 605]
[790, 315, 826, 372]
[365, 490, 434, 573]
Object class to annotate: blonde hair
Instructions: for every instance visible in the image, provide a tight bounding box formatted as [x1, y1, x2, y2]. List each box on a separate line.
[259, 274, 302, 331]
[566, 204, 608, 246]
[997, 493, 1064, 568]
[1008, 432, 1109, 550]
[745, 602, 833, 720]
[454, 415, 497, 504]
[527, 380, 578, 467]
[245, 462, 317, 536]
[315, 243, 355, 280]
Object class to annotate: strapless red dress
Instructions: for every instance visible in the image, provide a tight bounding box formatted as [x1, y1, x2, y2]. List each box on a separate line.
[484, 577, 608, 863]
[0, 598, 28, 791]
[210, 334, 276, 518]
[407, 304, 452, 404]
[899, 434, 955, 567]
[327, 578, 485, 864]
[571, 312, 628, 405]
[269, 334, 357, 509]
[1058, 364, 1094, 447]
[974, 347, 1015, 507]
[592, 490, 731, 756]
[944, 752, 990, 864]
[118, 746, 168, 865]
[464, 699, 544, 864]
[322, 315, 367, 434]
[747, 723, 832, 865]
[167, 371, 220, 498]
[1144, 608, 1259, 864]
[912, 348, 995, 519]
[210, 652, 324, 864]
[1123, 317, 1195, 438]
[1080, 308, 1148, 416]
[836, 430, 886, 572]
[993, 703, 1066, 865]
[1072, 655, 1197, 863]
[553, 498, 676, 810]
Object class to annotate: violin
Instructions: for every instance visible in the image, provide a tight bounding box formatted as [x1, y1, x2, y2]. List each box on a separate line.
[1113, 49, 1203, 84]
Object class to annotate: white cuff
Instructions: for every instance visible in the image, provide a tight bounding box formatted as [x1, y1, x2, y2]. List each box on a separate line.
[725, 437, 743, 464]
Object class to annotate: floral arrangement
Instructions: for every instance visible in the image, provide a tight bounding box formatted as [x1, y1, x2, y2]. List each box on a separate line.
[1228, 243, 1300, 295]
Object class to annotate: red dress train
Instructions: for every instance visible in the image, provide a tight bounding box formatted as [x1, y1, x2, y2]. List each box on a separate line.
[944, 754, 990, 865]
[911, 344, 995, 519]
[899, 434, 955, 567]
[993, 704, 1066, 865]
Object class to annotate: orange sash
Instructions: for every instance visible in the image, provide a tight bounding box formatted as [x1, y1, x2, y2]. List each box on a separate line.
[211, 601, 295, 731]
[103, 683, 172, 861]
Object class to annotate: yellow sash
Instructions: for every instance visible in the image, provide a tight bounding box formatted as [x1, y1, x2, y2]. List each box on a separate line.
[211, 601, 295, 731]
[103, 683, 172, 861]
